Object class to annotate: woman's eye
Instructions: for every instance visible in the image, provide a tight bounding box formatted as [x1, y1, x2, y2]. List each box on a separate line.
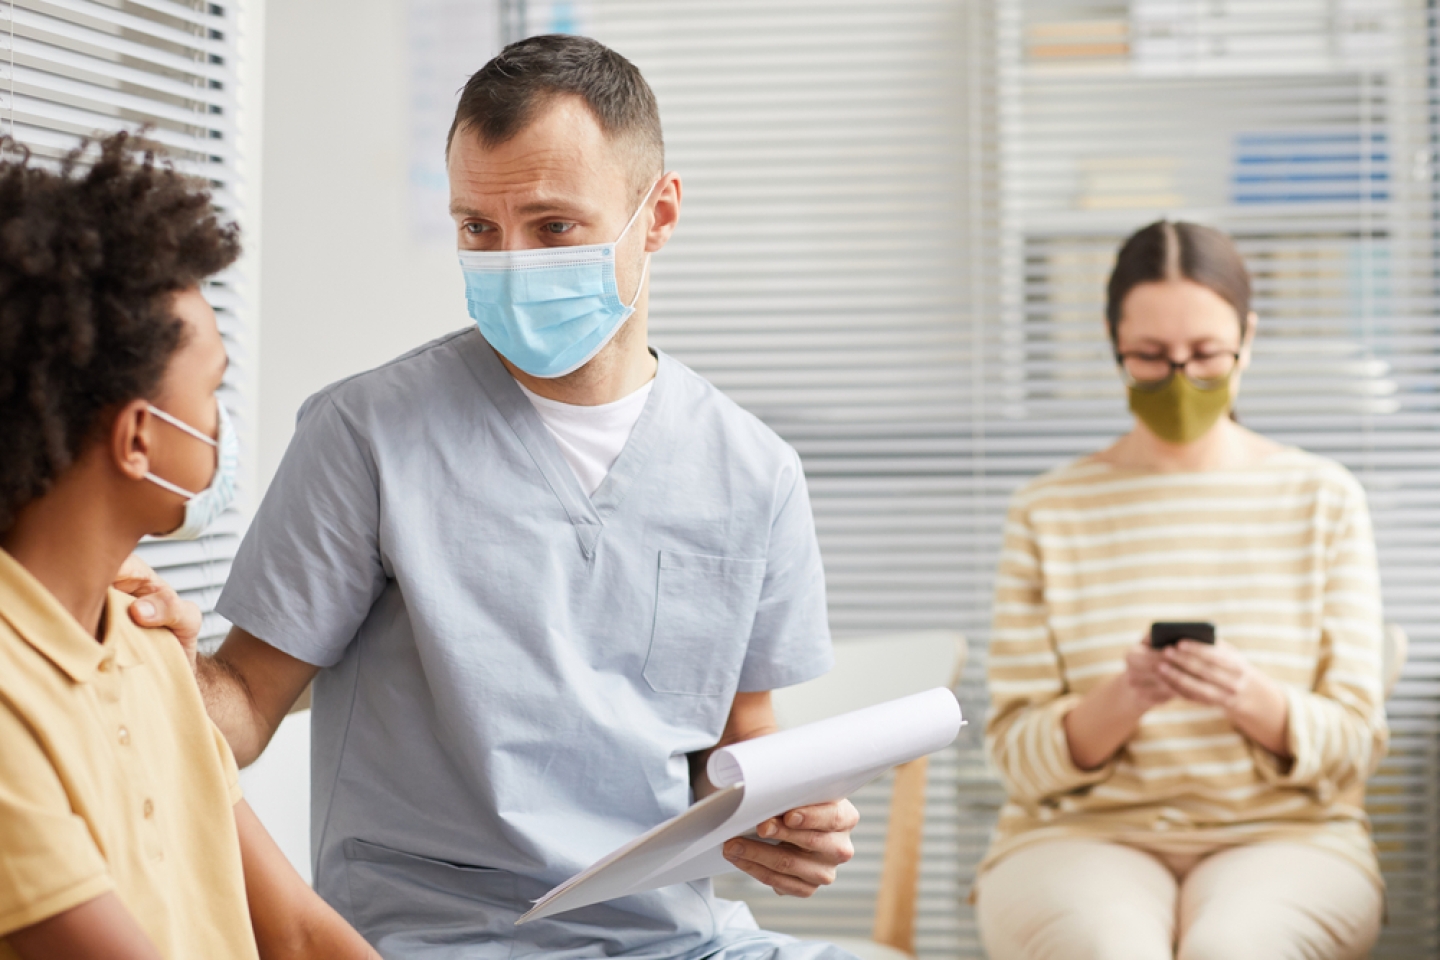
[544, 222, 576, 235]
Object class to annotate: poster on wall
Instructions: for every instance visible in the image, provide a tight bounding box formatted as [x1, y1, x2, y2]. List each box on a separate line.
[406, 0, 598, 244]
[406, 0, 502, 244]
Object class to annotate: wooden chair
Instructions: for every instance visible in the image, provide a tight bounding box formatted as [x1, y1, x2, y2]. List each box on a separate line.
[720, 631, 967, 960]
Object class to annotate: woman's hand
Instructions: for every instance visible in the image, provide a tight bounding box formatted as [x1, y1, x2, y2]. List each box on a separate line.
[1064, 639, 1179, 771]
[1122, 639, 1179, 709]
[1159, 640, 1290, 758]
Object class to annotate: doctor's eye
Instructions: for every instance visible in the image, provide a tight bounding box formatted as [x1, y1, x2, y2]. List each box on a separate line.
[543, 221, 577, 236]
[462, 222, 493, 236]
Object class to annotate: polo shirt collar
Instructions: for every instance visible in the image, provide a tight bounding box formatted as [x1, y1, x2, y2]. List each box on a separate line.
[0, 549, 143, 683]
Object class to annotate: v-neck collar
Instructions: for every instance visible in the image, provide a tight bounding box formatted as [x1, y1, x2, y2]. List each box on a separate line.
[459, 333, 674, 558]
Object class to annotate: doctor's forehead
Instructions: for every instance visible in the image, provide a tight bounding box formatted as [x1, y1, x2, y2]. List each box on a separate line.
[446, 97, 632, 217]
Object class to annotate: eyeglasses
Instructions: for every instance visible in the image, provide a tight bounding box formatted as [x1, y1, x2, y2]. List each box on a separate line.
[1115, 350, 1240, 390]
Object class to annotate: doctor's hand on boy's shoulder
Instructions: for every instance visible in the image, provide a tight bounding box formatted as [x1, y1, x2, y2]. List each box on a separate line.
[115, 553, 203, 669]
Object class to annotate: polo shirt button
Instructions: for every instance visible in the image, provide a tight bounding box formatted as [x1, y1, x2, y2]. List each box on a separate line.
[118, 727, 130, 746]
[98, 659, 115, 673]
[143, 799, 155, 819]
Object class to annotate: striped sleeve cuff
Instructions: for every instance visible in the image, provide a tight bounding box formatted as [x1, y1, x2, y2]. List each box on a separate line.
[991, 694, 1120, 804]
[1250, 686, 1337, 793]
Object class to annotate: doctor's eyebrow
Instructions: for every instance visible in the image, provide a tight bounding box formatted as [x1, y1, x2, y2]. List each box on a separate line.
[449, 199, 591, 220]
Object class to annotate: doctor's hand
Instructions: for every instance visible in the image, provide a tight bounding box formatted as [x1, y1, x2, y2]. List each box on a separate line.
[723, 799, 859, 897]
[114, 554, 203, 670]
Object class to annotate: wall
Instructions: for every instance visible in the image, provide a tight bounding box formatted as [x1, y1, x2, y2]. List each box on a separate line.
[256, 0, 473, 490]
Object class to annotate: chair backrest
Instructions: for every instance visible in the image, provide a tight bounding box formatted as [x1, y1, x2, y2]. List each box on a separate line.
[771, 631, 967, 728]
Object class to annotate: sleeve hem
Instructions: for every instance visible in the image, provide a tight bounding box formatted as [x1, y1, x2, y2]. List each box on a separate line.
[736, 645, 835, 693]
[213, 596, 344, 670]
[1250, 685, 1312, 787]
[1043, 695, 1122, 793]
[990, 694, 1121, 805]
[0, 874, 115, 939]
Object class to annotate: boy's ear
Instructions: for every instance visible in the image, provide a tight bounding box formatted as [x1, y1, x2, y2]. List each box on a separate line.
[111, 400, 154, 481]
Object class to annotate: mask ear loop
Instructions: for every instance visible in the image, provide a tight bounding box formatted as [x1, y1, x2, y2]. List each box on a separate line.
[616, 175, 663, 309]
[626, 256, 651, 310]
[146, 404, 219, 448]
[141, 400, 222, 499]
[613, 175, 665, 245]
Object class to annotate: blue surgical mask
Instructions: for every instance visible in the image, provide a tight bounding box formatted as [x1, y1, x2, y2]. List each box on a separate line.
[458, 180, 659, 379]
[143, 399, 238, 540]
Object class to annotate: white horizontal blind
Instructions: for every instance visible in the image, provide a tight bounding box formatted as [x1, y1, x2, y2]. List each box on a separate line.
[591, 0, 1440, 956]
[583, 2, 974, 956]
[978, 2, 1440, 957]
[1, 0, 247, 650]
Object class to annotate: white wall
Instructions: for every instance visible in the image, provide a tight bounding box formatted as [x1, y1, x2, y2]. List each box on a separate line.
[256, 0, 472, 490]
[247, 0, 491, 879]
[235, 0, 266, 509]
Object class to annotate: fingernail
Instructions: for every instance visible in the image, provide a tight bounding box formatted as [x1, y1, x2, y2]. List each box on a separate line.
[725, 841, 742, 859]
[786, 812, 803, 828]
[134, 600, 155, 620]
[759, 821, 777, 838]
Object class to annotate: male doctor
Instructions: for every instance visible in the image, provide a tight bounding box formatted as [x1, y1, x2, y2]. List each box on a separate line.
[133, 34, 861, 959]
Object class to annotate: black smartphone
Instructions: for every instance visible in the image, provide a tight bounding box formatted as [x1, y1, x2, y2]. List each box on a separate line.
[1150, 621, 1216, 649]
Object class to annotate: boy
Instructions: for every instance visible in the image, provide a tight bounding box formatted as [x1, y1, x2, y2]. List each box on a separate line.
[0, 132, 378, 960]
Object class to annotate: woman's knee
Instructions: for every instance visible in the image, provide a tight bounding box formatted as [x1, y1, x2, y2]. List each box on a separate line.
[1178, 844, 1382, 960]
[977, 841, 1175, 960]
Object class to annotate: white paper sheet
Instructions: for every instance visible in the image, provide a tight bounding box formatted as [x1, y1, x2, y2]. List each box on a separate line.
[518, 687, 963, 924]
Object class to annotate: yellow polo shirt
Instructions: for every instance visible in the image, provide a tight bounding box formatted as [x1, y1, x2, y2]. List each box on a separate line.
[0, 549, 258, 959]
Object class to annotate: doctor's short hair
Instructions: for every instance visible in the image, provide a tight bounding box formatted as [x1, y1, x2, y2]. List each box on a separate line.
[0, 131, 239, 534]
[446, 34, 664, 194]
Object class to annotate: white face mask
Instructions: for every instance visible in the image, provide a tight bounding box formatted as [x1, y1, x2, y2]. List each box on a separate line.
[143, 400, 237, 540]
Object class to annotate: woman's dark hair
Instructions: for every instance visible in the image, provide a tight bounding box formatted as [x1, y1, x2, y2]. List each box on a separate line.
[0, 131, 241, 533]
[1105, 220, 1252, 343]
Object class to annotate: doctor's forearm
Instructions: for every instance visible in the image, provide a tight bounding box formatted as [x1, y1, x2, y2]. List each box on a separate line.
[195, 653, 276, 768]
[198, 627, 322, 768]
[691, 691, 780, 798]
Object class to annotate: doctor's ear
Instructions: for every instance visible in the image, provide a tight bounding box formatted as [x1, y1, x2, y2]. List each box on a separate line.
[644, 172, 682, 254]
[110, 399, 156, 481]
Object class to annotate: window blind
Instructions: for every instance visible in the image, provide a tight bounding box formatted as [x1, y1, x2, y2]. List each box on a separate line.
[1, 0, 248, 650]
[583, 2, 973, 956]
[587, 1, 1439, 957]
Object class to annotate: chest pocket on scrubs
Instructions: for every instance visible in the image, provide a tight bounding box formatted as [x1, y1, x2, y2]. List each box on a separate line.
[644, 550, 766, 697]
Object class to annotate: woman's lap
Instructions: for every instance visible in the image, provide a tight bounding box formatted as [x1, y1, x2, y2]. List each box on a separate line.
[976, 839, 1381, 960]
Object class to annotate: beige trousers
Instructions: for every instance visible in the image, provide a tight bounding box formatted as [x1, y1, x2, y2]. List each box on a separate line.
[975, 839, 1382, 960]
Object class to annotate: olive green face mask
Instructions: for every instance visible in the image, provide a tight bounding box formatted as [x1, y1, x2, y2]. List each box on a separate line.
[1127, 371, 1234, 444]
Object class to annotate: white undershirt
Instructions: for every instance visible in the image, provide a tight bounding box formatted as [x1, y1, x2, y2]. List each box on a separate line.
[517, 379, 656, 497]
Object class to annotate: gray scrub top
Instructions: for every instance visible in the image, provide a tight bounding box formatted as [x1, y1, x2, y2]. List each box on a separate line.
[216, 328, 834, 959]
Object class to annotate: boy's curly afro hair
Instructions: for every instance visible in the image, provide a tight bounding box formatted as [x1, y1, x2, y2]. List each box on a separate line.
[0, 131, 240, 534]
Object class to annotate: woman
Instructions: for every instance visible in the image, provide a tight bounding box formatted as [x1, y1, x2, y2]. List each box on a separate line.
[975, 221, 1387, 960]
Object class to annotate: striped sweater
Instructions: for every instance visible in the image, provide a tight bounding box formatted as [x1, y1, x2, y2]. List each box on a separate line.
[981, 448, 1388, 883]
